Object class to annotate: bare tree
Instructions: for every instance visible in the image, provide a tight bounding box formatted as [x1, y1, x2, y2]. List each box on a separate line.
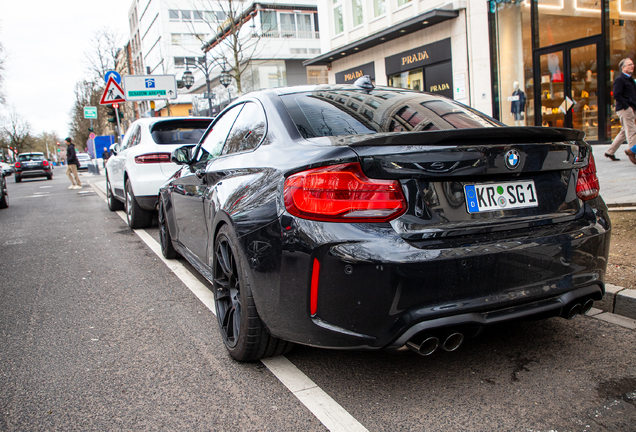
[84, 27, 123, 81]
[0, 36, 6, 105]
[0, 109, 34, 155]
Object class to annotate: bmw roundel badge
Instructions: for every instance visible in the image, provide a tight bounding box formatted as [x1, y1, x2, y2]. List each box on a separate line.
[505, 149, 520, 170]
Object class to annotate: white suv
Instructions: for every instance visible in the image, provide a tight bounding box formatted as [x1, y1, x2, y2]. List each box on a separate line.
[105, 117, 213, 228]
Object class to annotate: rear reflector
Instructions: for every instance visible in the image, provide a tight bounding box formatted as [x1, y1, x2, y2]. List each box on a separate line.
[576, 153, 600, 201]
[134, 153, 172, 164]
[310, 258, 320, 316]
[284, 163, 407, 223]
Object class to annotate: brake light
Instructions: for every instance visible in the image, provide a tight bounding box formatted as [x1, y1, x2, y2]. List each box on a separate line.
[283, 163, 407, 223]
[576, 153, 599, 201]
[14, 162, 21, 168]
[42, 160, 49, 166]
[134, 153, 172, 164]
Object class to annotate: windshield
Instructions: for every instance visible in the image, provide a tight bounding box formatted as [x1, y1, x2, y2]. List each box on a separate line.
[280, 88, 501, 139]
[150, 119, 212, 145]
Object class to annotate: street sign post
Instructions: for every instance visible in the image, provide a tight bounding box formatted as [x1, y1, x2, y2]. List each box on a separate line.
[84, 106, 97, 119]
[122, 75, 177, 101]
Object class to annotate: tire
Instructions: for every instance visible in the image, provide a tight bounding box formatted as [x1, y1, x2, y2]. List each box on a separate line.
[14, 174, 21, 183]
[213, 225, 293, 361]
[158, 199, 178, 259]
[0, 179, 8, 209]
[125, 180, 152, 229]
[106, 174, 124, 212]
[46, 174, 53, 180]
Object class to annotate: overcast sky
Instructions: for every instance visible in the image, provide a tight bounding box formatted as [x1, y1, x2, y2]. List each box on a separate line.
[1, 0, 131, 138]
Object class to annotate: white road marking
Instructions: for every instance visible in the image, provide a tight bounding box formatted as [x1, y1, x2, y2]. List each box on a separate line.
[39, 186, 52, 188]
[111, 208, 368, 432]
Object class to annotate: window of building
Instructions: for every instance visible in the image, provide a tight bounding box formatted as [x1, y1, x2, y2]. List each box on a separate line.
[352, 0, 363, 27]
[181, 10, 192, 20]
[334, 5, 344, 34]
[397, 0, 411, 7]
[373, 0, 385, 18]
[169, 10, 179, 20]
[261, 11, 277, 32]
[307, 66, 329, 84]
[193, 10, 203, 21]
[171, 34, 182, 45]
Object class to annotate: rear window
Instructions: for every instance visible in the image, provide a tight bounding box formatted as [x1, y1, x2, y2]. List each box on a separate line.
[18, 154, 44, 161]
[77, 154, 91, 159]
[150, 119, 212, 145]
[280, 89, 500, 139]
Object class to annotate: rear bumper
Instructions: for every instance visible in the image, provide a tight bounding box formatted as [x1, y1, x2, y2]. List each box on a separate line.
[16, 169, 51, 177]
[244, 198, 611, 350]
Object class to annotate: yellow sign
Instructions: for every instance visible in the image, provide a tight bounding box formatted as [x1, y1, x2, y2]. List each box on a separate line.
[402, 51, 430, 66]
[430, 83, 450, 92]
[344, 70, 364, 82]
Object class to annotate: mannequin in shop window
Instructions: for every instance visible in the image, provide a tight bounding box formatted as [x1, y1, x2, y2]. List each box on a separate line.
[510, 81, 526, 126]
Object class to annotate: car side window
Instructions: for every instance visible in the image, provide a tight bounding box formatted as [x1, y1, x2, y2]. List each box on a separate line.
[222, 102, 266, 155]
[121, 125, 139, 150]
[196, 105, 243, 162]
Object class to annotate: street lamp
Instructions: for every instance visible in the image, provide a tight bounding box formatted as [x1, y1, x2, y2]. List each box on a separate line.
[219, 67, 232, 103]
[181, 57, 214, 116]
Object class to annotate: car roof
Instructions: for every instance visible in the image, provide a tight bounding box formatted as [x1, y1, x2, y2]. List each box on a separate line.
[18, 152, 44, 155]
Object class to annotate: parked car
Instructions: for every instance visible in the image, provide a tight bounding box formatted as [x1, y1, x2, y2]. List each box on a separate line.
[0, 169, 8, 209]
[158, 81, 611, 362]
[105, 116, 214, 228]
[0, 161, 14, 175]
[76, 153, 91, 171]
[14, 152, 53, 182]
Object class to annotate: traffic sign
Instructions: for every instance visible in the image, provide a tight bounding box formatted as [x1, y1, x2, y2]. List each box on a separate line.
[104, 70, 121, 84]
[122, 75, 177, 101]
[84, 106, 98, 119]
[89, 132, 96, 140]
[100, 77, 126, 105]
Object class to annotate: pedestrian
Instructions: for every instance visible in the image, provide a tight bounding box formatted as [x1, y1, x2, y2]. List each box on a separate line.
[65, 137, 82, 189]
[101, 146, 110, 168]
[606, 58, 636, 163]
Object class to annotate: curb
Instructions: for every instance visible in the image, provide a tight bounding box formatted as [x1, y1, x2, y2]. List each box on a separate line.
[594, 283, 636, 322]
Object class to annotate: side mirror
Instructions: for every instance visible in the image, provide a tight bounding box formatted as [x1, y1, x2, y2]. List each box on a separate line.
[171, 146, 192, 165]
[109, 143, 118, 156]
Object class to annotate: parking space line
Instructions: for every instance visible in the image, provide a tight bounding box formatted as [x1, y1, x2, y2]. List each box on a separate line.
[112, 210, 369, 432]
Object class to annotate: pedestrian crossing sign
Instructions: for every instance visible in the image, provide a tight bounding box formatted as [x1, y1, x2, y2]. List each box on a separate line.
[100, 77, 126, 105]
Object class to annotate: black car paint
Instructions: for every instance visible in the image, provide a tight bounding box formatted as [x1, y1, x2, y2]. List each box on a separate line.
[160, 87, 610, 351]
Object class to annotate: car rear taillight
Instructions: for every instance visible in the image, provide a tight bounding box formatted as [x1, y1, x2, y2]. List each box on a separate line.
[576, 153, 599, 201]
[134, 153, 172, 164]
[14, 162, 21, 168]
[283, 163, 407, 223]
[42, 160, 49, 166]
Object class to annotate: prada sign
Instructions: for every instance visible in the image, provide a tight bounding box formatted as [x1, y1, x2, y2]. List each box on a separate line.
[335, 62, 375, 84]
[385, 38, 452, 75]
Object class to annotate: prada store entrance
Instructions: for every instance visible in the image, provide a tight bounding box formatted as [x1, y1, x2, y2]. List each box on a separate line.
[534, 36, 603, 141]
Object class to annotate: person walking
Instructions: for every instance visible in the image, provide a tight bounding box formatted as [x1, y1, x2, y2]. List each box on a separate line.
[65, 137, 82, 189]
[606, 58, 636, 163]
[101, 147, 110, 168]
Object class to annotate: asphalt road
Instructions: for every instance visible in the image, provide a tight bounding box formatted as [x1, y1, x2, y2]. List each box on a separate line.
[1, 166, 635, 431]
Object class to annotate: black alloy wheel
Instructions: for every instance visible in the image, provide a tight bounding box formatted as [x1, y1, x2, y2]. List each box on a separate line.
[106, 174, 124, 211]
[213, 225, 293, 361]
[125, 180, 152, 229]
[158, 199, 178, 259]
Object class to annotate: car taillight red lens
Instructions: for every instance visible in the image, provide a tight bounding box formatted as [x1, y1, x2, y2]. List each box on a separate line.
[283, 163, 407, 223]
[576, 153, 600, 201]
[14, 162, 21, 168]
[42, 160, 49, 166]
[134, 153, 172, 164]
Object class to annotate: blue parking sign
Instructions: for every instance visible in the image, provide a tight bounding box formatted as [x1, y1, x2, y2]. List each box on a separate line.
[145, 79, 156, 88]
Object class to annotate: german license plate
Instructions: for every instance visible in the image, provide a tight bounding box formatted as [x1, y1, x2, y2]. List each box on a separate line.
[464, 180, 538, 213]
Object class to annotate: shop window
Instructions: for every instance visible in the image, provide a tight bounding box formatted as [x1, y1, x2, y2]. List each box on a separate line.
[537, 0, 601, 48]
[490, 1, 534, 126]
[352, 0, 364, 27]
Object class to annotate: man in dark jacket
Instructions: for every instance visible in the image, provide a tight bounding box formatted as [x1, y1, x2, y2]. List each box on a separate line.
[606, 58, 636, 163]
[65, 137, 82, 189]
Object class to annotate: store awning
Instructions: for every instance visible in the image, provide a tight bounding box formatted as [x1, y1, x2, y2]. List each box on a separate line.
[303, 9, 459, 66]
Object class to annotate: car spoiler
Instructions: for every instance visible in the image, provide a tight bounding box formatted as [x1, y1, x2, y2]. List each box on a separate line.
[332, 127, 586, 147]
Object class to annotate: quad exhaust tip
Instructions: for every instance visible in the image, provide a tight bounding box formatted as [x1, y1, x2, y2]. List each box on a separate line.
[406, 331, 465, 356]
[582, 299, 594, 315]
[566, 303, 582, 320]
